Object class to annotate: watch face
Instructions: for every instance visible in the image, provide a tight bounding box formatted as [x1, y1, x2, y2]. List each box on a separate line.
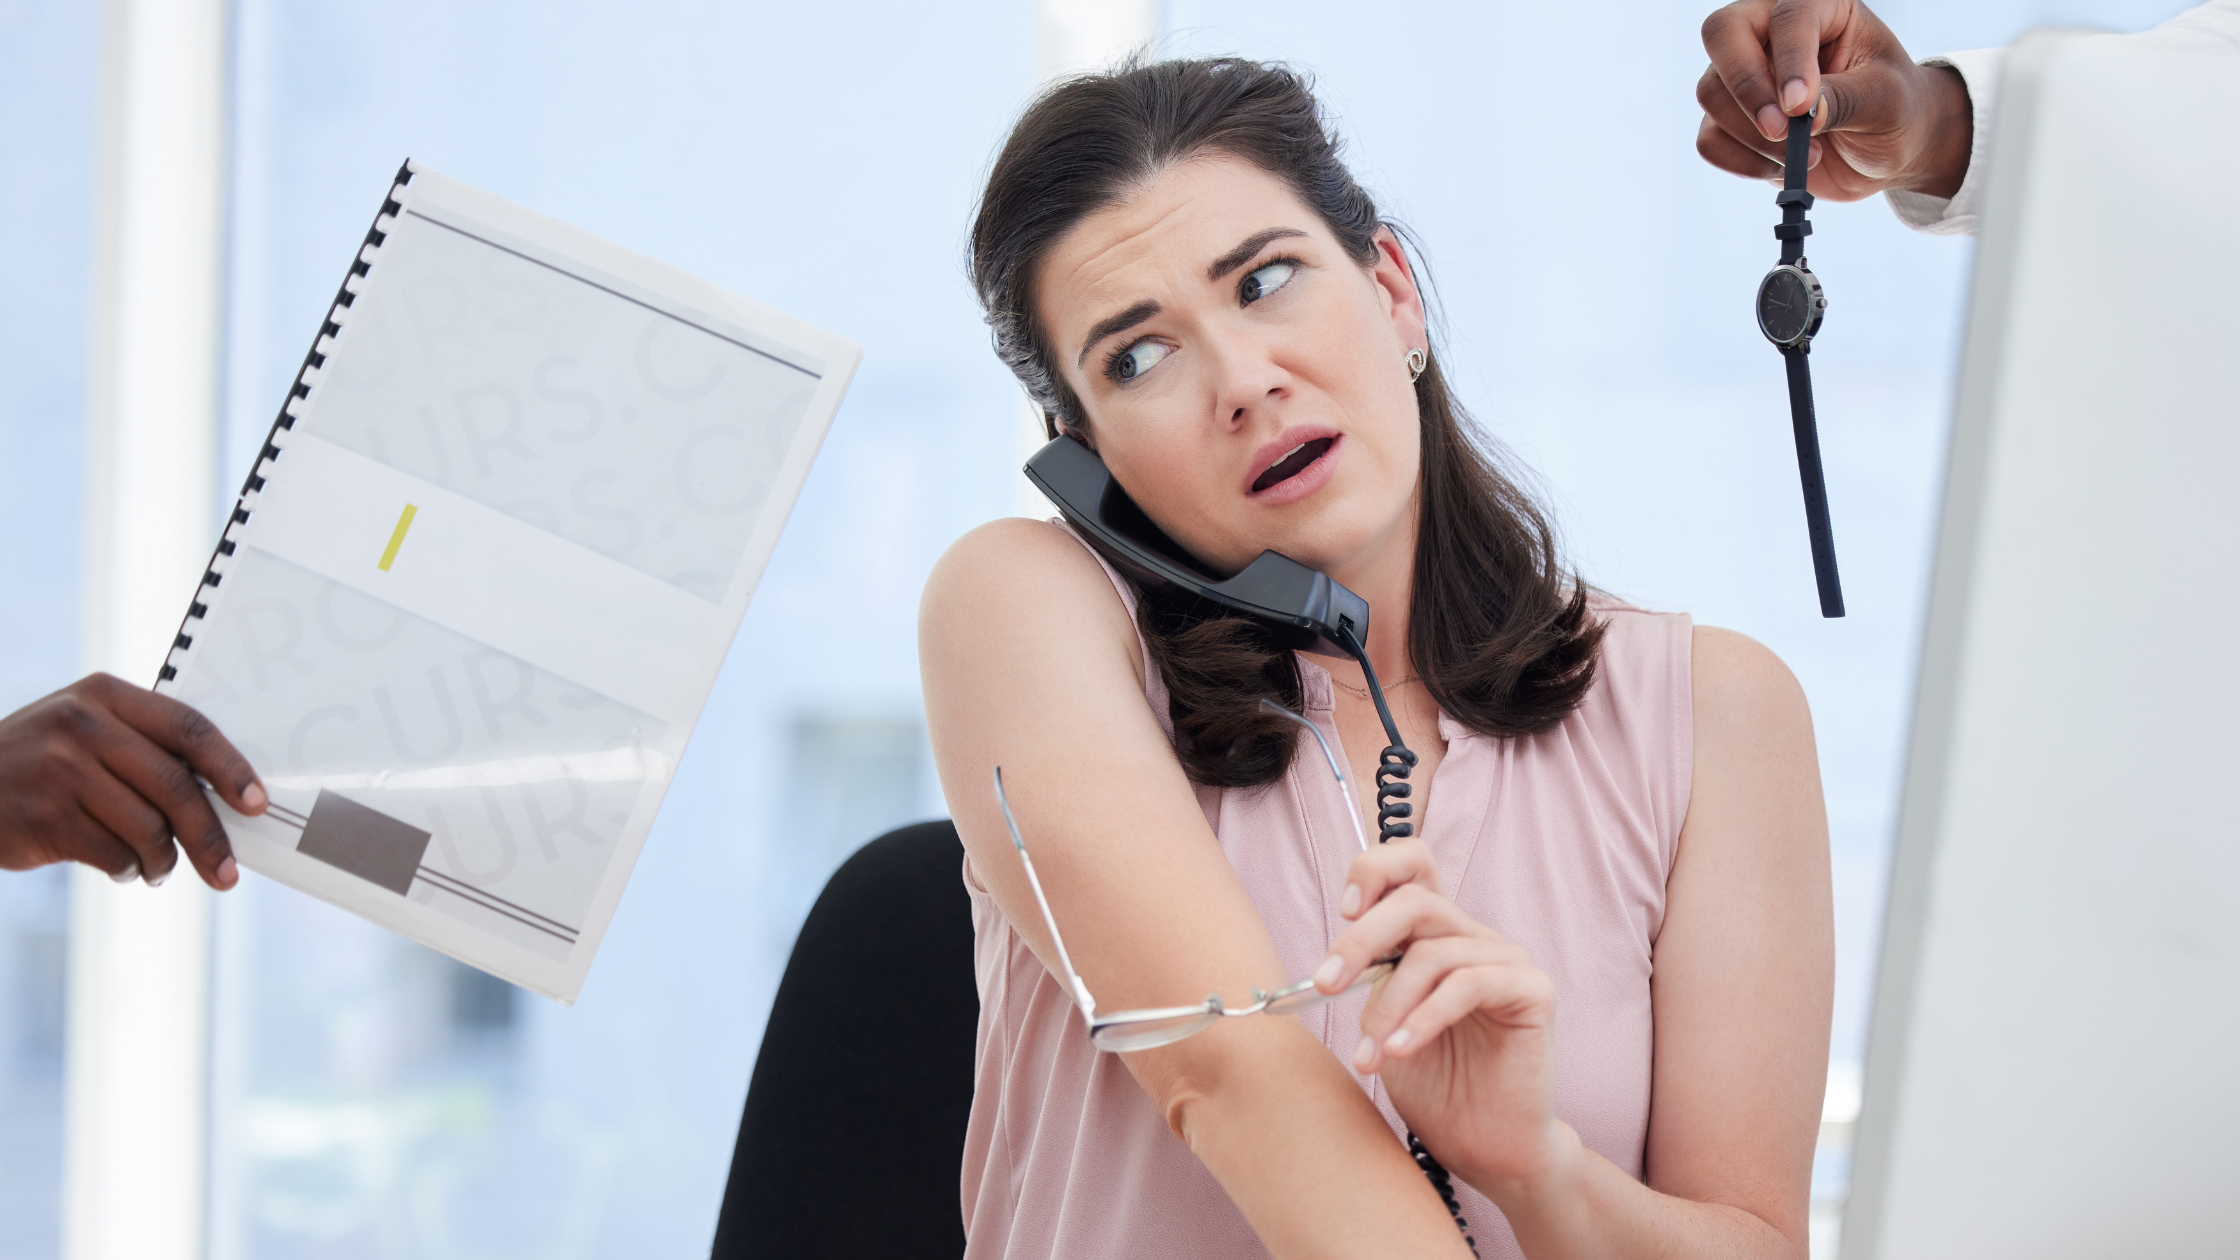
[1756, 266, 1822, 346]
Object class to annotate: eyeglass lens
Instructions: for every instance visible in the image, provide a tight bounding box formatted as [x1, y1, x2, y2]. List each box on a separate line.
[1092, 1009, 1223, 1052]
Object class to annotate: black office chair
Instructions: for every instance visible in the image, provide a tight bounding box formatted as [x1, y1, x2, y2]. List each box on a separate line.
[710, 820, 979, 1259]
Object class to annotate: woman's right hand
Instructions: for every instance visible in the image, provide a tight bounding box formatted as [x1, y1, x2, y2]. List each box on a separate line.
[1694, 0, 1975, 202]
[1315, 837, 1573, 1198]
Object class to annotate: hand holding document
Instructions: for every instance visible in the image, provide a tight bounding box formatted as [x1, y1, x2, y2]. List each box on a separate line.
[157, 163, 859, 1002]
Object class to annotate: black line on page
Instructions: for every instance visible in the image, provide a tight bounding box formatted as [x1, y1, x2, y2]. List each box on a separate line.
[260, 801, 578, 941]
[413, 877, 578, 945]
[415, 867, 580, 938]
[403, 209, 822, 380]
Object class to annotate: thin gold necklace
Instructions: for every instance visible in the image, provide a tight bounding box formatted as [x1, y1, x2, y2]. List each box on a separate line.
[1331, 674, 1419, 699]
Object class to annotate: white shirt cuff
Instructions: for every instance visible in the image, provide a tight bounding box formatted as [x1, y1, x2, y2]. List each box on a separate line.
[1884, 46, 2006, 237]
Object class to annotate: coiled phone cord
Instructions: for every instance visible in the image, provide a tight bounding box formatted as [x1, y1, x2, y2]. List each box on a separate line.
[1334, 623, 1478, 1256]
[1333, 621, 1417, 848]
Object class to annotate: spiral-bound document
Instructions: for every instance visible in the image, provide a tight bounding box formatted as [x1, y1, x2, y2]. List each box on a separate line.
[156, 162, 859, 1002]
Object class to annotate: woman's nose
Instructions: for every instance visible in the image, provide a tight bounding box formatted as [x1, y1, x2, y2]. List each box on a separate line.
[1203, 327, 1290, 431]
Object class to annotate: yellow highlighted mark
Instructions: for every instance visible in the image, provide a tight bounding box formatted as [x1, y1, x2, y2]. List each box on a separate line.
[378, 504, 418, 571]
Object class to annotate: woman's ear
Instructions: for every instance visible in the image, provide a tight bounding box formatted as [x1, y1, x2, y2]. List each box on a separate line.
[1369, 227, 1429, 354]
[1053, 416, 1095, 451]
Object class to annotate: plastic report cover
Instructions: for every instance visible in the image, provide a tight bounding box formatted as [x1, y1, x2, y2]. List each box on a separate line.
[156, 163, 860, 1002]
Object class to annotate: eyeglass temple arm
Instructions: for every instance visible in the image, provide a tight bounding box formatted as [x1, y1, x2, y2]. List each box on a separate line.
[992, 767, 1099, 1017]
[1257, 700, 1373, 853]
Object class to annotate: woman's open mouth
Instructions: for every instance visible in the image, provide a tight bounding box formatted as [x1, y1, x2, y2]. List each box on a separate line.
[1251, 437, 1336, 493]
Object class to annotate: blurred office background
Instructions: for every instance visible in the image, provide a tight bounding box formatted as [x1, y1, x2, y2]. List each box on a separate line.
[0, 0, 2192, 1256]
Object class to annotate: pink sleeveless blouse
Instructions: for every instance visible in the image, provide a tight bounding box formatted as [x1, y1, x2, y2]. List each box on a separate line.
[960, 528, 1692, 1259]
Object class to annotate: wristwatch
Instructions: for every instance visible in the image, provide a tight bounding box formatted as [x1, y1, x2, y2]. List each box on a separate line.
[1756, 110, 1845, 618]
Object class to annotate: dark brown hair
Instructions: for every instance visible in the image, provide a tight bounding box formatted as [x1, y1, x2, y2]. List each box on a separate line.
[970, 57, 1603, 787]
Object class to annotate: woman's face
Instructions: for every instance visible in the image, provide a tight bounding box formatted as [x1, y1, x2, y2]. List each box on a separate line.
[1035, 154, 1430, 579]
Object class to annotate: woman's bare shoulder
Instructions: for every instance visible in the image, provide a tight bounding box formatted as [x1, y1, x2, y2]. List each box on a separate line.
[926, 517, 1108, 598]
[919, 517, 1140, 680]
[1688, 624, 1808, 730]
[1682, 624, 1821, 868]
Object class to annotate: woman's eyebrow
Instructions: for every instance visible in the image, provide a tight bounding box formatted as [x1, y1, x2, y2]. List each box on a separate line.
[1076, 299, 1161, 370]
[1206, 227, 1308, 282]
[1071, 228, 1309, 370]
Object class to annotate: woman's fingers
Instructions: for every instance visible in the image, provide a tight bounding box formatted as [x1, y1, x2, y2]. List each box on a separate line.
[1317, 880, 1488, 993]
[1356, 934, 1492, 1043]
[1353, 953, 1555, 1076]
[1337, 836, 1440, 921]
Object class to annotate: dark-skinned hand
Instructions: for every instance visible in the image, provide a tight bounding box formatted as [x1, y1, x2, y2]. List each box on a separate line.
[0, 673, 265, 889]
[1696, 0, 1976, 202]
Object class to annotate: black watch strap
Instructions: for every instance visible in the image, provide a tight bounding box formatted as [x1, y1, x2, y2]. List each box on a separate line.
[1776, 111, 1844, 618]
[1776, 111, 1814, 265]
[1784, 345, 1844, 617]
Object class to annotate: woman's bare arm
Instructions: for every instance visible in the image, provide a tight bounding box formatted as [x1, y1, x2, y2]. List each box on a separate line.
[1494, 626, 1831, 1256]
[920, 518, 1472, 1260]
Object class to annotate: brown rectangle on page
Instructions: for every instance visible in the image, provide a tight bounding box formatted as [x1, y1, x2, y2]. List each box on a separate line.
[297, 789, 432, 896]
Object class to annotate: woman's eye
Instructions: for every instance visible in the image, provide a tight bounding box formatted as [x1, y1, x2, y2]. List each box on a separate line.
[1110, 340, 1170, 381]
[1239, 260, 1297, 304]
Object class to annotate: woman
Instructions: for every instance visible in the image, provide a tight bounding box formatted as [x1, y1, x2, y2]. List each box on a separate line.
[921, 58, 1831, 1260]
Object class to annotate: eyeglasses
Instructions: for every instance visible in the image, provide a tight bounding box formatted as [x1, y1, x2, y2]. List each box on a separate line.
[992, 699, 1398, 1053]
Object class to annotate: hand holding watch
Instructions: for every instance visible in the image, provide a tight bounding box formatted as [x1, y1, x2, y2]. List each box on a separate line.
[1755, 110, 1845, 618]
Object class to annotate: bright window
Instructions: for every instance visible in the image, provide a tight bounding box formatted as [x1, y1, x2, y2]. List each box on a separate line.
[0, 2, 94, 1254]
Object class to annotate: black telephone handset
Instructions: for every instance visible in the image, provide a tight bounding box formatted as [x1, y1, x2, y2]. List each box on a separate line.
[1023, 435, 1370, 660]
[1025, 432, 1429, 836]
[1022, 432, 1477, 1254]
[1024, 431, 1419, 834]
